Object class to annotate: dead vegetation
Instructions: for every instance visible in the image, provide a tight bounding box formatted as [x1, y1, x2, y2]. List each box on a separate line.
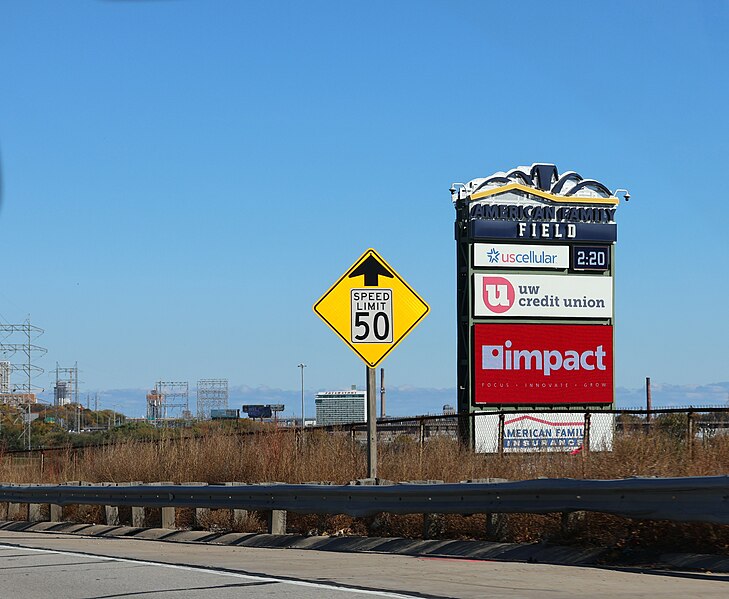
[1, 428, 728, 554]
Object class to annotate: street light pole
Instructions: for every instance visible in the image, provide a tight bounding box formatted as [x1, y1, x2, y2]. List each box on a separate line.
[298, 363, 306, 428]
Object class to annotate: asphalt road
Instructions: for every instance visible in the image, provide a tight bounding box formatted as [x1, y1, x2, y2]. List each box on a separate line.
[0, 530, 728, 599]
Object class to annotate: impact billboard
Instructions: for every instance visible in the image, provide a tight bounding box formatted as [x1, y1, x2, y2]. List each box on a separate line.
[473, 323, 613, 405]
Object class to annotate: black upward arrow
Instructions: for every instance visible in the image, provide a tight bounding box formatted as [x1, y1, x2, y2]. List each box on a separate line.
[349, 255, 394, 286]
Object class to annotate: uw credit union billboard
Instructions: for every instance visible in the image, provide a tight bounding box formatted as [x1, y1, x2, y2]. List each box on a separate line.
[473, 273, 612, 318]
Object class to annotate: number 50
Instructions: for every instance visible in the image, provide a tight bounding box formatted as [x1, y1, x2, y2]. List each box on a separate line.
[353, 311, 390, 342]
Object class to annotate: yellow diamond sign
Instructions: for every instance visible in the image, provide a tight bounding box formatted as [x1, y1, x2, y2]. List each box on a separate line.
[313, 249, 430, 368]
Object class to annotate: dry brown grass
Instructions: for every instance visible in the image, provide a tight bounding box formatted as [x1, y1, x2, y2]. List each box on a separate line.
[2, 429, 728, 553]
[4, 429, 728, 485]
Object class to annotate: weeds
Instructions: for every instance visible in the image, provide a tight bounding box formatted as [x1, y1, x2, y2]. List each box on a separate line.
[1, 428, 728, 553]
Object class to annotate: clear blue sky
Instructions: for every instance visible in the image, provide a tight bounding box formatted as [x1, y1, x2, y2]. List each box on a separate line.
[0, 1, 727, 412]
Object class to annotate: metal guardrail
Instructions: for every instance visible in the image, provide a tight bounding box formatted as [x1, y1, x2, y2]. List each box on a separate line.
[1, 476, 728, 524]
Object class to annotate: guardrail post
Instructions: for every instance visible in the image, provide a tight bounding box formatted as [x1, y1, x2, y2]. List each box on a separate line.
[225, 482, 248, 526]
[50, 503, 63, 522]
[186, 482, 210, 528]
[8, 484, 27, 521]
[27, 484, 44, 522]
[50, 480, 68, 521]
[132, 506, 145, 527]
[8, 500, 27, 521]
[28, 484, 44, 522]
[162, 507, 175, 529]
[194, 507, 210, 527]
[561, 511, 586, 536]
[150, 482, 176, 529]
[61, 480, 92, 522]
[423, 513, 443, 540]
[266, 510, 287, 535]
[122, 481, 145, 527]
[233, 508, 248, 526]
[105, 504, 119, 526]
[100, 482, 119, 526]
[485, 513, 506, 540]
[104, 484, 119, 526]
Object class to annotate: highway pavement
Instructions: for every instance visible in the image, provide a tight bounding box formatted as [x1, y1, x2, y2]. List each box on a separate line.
[0, 530, 728, 598]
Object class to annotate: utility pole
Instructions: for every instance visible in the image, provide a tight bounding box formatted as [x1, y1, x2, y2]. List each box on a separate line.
[298, 363, 306, 428]
[646, 376, 652, 425]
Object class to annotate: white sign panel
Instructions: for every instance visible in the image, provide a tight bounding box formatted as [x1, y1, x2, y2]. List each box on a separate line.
[350, 288, 393, 343]
[473, 243, 569, 269]
[474, 412, 614, 453]
[473, 274, 612, 318]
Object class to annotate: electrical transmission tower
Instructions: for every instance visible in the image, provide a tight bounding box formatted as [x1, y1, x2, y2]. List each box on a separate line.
[0, 319, 47, 449]
[147, 381, 189, 426]
[197, 379, 229, 420]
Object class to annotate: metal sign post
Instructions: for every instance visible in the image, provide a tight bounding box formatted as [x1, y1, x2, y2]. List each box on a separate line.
[366, 366, 377, 478]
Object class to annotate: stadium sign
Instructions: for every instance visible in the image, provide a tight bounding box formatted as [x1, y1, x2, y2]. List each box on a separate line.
[452, 163, 623, 448]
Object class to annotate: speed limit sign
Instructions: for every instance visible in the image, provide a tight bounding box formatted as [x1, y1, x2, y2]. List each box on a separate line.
[313, 249, 429, 367]
[351, 289, 393, 343]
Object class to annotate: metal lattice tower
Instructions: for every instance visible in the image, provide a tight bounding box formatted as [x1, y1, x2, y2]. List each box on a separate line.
[147, 381, 189, 425]
[0, 319, 47, 449]
[196, 379, 229, 420]
[54, 362, 79, 406]
[0, 320, 47, 400]
[0, 360, 10, 393]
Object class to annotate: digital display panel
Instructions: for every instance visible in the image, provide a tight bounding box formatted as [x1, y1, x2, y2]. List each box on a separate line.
[571, 246, 610, 271]
[473, 324, 614, 405]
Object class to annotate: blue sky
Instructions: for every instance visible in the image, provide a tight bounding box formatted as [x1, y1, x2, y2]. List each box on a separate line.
[1, 1, 727, 416]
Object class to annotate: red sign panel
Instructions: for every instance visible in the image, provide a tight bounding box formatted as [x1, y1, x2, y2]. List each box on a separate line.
[474, 324, 613, 405]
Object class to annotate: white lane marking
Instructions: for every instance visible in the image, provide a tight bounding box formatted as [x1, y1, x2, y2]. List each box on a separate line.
[0, 543, 415, 598]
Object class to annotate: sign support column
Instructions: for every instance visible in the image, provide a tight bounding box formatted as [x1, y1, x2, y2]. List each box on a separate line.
[366, 366, 377, 479]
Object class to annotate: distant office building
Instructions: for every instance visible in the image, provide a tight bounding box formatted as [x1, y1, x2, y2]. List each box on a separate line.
[315, 386, 365, 426]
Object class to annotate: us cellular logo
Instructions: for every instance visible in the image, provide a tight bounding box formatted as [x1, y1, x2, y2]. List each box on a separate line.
[482, 276, 514, 313]
[482, 340, 607, 376]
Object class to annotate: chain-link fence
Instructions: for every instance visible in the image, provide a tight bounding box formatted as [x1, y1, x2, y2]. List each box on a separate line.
[3, 408, 728, 461]
[325, 407, 729, 455]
